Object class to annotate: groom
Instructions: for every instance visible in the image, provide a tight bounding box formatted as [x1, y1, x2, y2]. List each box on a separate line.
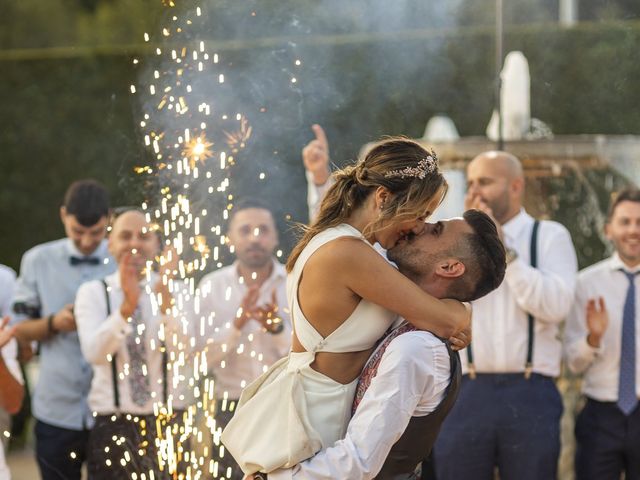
[264, 209, 506, 479]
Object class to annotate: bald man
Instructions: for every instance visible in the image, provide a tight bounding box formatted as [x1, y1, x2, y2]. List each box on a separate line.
[433, 151, 578, 480]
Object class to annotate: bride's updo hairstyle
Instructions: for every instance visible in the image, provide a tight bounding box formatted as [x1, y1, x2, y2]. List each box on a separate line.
[286, 137, 448, 272]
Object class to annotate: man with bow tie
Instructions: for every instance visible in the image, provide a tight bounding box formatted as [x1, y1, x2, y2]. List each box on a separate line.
[13, 179, 114, 480]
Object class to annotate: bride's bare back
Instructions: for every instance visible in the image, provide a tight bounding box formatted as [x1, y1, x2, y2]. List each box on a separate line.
[292, 237, 378, 384]
[291, 232, 466, 386]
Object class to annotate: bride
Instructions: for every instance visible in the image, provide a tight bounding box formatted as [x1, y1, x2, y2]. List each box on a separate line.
[222, 137, 470, 476]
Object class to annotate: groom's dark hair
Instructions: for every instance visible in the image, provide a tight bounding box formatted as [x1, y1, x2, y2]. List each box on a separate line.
[444, 209, 506, 301]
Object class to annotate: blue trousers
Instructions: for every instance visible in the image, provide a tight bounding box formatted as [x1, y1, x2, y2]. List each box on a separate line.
[433, 373, 562, 480]
[575, 398, 640, 480]
[35, 420, 90, 480]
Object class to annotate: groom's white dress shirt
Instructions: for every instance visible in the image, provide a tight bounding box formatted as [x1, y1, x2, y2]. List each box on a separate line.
[270, 327, 450, 480]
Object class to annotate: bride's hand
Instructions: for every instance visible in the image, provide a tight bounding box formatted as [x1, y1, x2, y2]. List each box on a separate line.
[447, 301, 472, 350]
[448, 325, 471, 351]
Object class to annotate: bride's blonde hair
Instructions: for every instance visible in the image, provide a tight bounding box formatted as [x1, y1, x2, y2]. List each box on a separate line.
[286, 137, 447, 272]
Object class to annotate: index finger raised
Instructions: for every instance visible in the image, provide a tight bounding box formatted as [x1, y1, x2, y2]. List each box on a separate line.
[311, 124, 328, 149]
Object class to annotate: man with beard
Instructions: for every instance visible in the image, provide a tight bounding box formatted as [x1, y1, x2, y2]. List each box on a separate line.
[259, 210, 506, 480]
[565, 188, 640, 480]
[433, 151, 578, 480]
[197, 198, 292, 479]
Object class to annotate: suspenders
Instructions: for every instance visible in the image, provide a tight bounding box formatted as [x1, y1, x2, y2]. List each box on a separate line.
[467, 220, 540, 380]
[100, 279, 168, 410]
[524, 220, 540, 379]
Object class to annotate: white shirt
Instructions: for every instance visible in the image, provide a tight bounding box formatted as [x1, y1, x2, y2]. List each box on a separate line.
[270, 327, 451, 480]
[0, 338, 23, 480]
[196, 259, 291, 399]
[565, 253, 640, 401]
[75, 271, 190, 415]
[461, 209, 577, 377]
[0, 266, 16, 318]
[306, 172, 334, 222]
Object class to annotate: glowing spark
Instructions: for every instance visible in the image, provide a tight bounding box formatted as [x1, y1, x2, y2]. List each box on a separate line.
[193, 235, 210, 257]
[182, 134, 213, 169]
[223, 116, 252, 153]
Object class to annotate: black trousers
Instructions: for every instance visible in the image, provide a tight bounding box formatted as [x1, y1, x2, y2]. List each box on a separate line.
[214, 399, 244, 480]
[87, 412, 187, 480]
[434, 373, 563, 480]
[35, 420, 90, 480]
[575, 398, 640, 480]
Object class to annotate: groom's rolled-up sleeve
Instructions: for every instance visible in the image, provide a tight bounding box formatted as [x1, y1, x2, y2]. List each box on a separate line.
[269, 333, 446, 480]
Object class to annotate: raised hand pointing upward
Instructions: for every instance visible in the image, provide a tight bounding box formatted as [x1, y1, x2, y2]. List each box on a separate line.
[302, 124, 331, 185]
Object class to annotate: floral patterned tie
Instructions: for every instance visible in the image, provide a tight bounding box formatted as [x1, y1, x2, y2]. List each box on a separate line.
[126, 307, 151, 407]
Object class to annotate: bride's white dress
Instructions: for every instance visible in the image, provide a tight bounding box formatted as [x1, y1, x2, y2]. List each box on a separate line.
[221, 224, 396, 474]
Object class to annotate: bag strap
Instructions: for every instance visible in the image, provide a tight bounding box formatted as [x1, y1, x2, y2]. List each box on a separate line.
[101, 279, 120, 410]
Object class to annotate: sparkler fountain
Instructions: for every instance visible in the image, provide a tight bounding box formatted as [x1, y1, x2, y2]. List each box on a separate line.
[126, 3, 271, 479]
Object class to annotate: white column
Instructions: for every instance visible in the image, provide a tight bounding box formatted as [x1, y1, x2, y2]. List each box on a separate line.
[559, 0, 578, 27]
[432, 169, 466, 221]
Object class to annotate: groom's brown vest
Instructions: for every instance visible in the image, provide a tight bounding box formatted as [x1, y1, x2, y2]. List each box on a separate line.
[352, 324, 462, 480]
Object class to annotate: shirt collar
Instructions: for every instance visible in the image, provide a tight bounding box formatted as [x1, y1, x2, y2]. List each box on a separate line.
[65, 238, 108, 260]
[502, 208, 532, 240]
[106, 269, 158, 289]
[233, 257, 286, 285]
[608, 252, 640, 274]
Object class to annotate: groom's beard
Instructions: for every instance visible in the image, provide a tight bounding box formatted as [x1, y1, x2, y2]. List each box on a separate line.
[387, 233, 428, 282]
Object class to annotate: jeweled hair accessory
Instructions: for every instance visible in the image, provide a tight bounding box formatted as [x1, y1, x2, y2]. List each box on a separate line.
[384, 150, 438, 180]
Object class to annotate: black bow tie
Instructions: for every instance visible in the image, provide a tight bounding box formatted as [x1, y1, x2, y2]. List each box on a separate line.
[69, 256, 100, 266]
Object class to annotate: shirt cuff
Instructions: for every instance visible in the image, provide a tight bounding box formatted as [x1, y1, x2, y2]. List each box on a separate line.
[305, 169, 329, 187]
[111, 312, 133, 338]
[578, 335, 604, 358]
[268, 468, 294, 480]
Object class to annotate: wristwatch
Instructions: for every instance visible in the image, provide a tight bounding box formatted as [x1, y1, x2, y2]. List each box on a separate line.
[505, 247, 518, 264]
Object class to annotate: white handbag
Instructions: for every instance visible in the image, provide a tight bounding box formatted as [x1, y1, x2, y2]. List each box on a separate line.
[221, 355, 323, 474]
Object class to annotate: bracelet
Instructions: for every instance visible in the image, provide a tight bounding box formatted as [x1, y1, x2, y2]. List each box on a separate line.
[47, 314, 57, 335]
[266, 319, 284, 335]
